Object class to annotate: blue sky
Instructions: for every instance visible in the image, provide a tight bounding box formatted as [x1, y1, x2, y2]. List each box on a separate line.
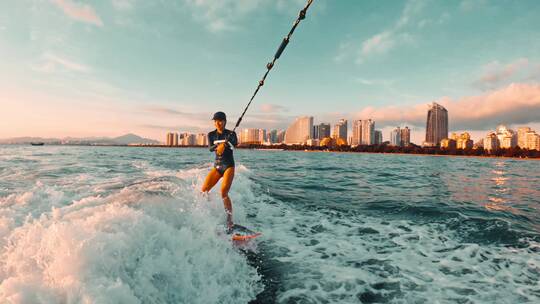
[1, 0, 540, 143]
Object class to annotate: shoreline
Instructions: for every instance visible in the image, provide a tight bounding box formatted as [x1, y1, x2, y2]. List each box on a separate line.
[3, 143, 539, 160]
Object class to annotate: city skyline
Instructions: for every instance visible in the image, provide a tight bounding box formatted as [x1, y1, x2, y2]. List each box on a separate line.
[1, 1, 540, 143]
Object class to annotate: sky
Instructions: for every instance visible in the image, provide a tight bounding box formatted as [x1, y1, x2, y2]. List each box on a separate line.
[1, 0, 540, 143]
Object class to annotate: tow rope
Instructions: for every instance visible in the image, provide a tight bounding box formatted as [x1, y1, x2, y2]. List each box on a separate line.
[232, 0, 315, 133]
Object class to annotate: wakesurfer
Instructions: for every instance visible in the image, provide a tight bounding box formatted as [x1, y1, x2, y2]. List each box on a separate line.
[201, 111, 238, 233]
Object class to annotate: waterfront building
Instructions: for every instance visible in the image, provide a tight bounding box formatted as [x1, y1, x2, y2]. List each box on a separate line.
[374, 130, 383, 145]
[196, 133, 207, 146]
[277, 130, 286, 143]
[361, 119, 375, 145]
[484, 132, 499, 151]
[518, 127, 531, 148]
[496, 125, 517, 148]
[240, 128, 261, 144]
[181, 133, 196, 146]
[306, 138, 319, 146]
[313, 125, 319, 140]
[172, 133, 179, 146]
[318, 123, 331, 139]
[456, 132, 473, 149]
[440, 138, 456, 149]
[390, 127, 401, 146]
[400, 126, 410, 146]
[351, 120, 362, 146]
[166, 132, 174, 146]
[424, 102, 448, 147]
[285, 116, 314, 144]
[526, 131, 540, 150]
[332, 119, 348, 142]
[269, 129, 278, 143]
[259, 129, 267, 144]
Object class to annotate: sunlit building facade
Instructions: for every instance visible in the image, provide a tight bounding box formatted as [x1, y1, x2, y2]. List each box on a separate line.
[484, 132, 499, 151]
[456, 132, 473, 149]
[285, 116, 314, 145]
[332, 119, 348, 142]
[361, 119, 375, 145]
[318, 123, 331, 140]
[517, 127, 531, 148]
[351, 120, 362, 146]
[196, 133, 207, 146]
[526, 131, 540, 150]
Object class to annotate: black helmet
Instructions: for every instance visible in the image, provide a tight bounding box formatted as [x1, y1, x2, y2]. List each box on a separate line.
[212, 111, 227, 121]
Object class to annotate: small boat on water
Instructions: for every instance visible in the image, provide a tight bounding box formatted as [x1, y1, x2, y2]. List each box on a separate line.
[30, 142, 45, 146]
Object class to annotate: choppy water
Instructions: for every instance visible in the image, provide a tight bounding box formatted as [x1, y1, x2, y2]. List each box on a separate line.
[0, 146, 539, 304]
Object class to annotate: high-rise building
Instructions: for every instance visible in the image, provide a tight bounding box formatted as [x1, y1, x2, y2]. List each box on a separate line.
[390, 127, 401, 146]
[181, 133, 196, 146]
[166, 132, 174, 146]
[484, 132, 499, 151]
[456, 132, 473, 149]
[240, 128, 261, 144]
[496, 125, 517, 148]
[526, 131, 540, 150]
[361, 119, 375, 145]
[196, 133, 207, 146]
[269, 129, 278, 143]
[400, 126, 410, 146]
[332, 119, 347, 141]
[285, 116, 314, 144]
[277, 130, 286, 143]
[351, 120, 362, 146]
[172, 133, 179, 146]
[259, 129, 267, 144]
[424, 102, 448, 147]
[318, 123, 331, 139]
[313, 125, 319, 140]
[374, 130, 383, 145]
[517, 127, 531, 148]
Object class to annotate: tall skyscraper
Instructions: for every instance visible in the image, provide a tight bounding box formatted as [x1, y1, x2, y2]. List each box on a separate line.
[400, 126, 410, 146]
[332, 119, 347, 141]
[172, 133, 179, 146]
[424, 102, 448, 146]
[351, 120, 362, 146]
[361, 119, 375, 145]
[374, 130, 383, 145]
[285, 116, 314, 144]
[526, 131, 540, 150]
[390, 127, 401, 146]
[318, 123, 331, 139]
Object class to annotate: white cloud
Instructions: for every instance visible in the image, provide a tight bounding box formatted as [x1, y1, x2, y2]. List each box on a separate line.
[32, 53, 91, 73]
[355, 0, 425, 62]
[50, 0, 103, 26]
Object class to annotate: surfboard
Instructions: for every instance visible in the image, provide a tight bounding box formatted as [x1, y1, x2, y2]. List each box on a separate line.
[230, 224, 262, 241]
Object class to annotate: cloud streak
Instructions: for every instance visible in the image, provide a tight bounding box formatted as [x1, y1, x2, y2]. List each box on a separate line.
[51, 0, 103, 26]
[356, 83, 540, 130]
[32, 53, 91, 73]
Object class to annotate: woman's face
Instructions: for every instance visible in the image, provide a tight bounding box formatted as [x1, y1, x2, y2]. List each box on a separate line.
[214, 119, 226, 131]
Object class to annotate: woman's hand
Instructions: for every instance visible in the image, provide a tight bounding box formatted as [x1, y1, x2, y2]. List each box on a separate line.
[217, 142, 226, 155]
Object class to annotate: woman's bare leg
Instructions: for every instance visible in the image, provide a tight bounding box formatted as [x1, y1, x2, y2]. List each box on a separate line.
[221, 167, 235, 229]
[201, 168, 222, 193]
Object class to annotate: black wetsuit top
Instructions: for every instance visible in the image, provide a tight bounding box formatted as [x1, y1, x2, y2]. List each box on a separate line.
[208, 129, 238, 175]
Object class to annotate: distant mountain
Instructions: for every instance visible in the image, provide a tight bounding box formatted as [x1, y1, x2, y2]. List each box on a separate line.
[111, 134, 160, 145]
[0, 134, 160, 145]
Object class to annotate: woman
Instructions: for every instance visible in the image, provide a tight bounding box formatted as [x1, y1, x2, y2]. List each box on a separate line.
[201, 111, 238, 232]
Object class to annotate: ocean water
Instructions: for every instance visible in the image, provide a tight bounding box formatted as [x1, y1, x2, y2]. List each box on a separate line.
[0, 146, 539, 304]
